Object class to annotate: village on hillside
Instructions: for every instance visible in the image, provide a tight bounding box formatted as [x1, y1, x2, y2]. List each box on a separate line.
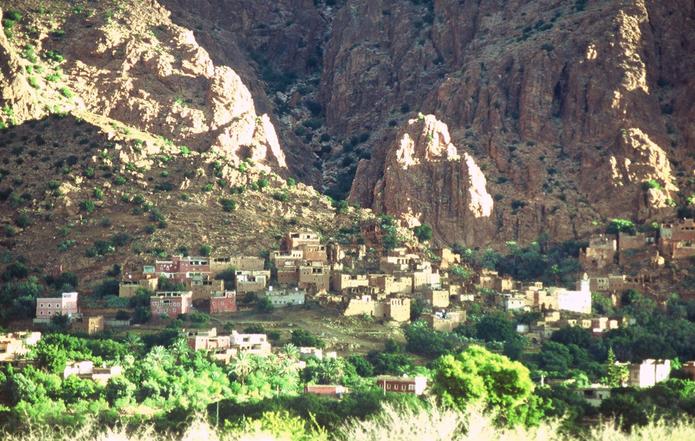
[2, 217, 695, 403]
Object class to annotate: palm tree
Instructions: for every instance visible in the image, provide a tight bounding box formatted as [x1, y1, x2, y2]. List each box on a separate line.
[232, 352, 253, 385]
[124, 332, 144, 354]
[282, 343, 300, 360]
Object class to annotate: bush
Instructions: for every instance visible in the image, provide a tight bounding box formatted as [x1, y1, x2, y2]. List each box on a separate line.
[272, 191, 289, 202]
[80, 200, 95, 213]
[110, 232, 131, 247]
[113, 175, 126, 185]
[257, 177, 269, 190]
[286, 177, 296, 187]
[14, 213, 32, 228]
[44, 50, 65, 63]
[199, 244, 212, 256]
[179, 145, 191, 156]
[57, 240, 76, 252]
[27, 76, 40, 88]
[5, 10, 22, 22]
[413, 224, 433, 242]
[256, 297, 274, 313]
[220, 198, 236, 212]
[93, 279, 119, 297]
[59, 87, 74, 98]
[202, 183, 214, 192]
[93, 188, 104, 200]
[607, 218, 636, 235]
[290, 329, 325, 348]
[641, 179, 662, 191]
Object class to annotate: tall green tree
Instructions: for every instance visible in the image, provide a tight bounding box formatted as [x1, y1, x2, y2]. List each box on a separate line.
[432, 345, 541, 426]
[601, 347, 628, 387]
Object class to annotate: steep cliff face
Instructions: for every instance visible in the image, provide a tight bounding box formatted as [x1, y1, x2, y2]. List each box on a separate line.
[372, 114, 495, 244]
[2, 0, 693, 248]
[345, 0, 694, 246]
[0, 1, 288, 172]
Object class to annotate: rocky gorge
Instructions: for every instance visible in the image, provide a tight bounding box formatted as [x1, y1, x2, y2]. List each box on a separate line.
[1, 0, 693, 249]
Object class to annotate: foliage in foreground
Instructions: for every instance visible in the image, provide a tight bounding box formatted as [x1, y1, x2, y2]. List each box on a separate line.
[2, 402, 695, 441]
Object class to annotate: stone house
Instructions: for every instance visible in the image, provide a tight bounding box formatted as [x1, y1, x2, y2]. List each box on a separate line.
[331, 271, 369, 292]
[150, 291, 193, 318]
[271, 249, 305, 268]
[187, 277, 225, 301]
[72, 315, 104, 335]
[63, 361, 123, 385]
[327, 243, 367, 266]
[230, 330, 271, 356]
[503, 293, 529, 311]
[343, 295, 377, 317]
[383, 297, 411, 322]
[659, 219, 695, 260]
[683, 361, 695, 380]
[301, 244, 328, 262]
[118, 274, 158, 298]
[209, 291, 237, 314]
[476, 269, 501, 290]
[628, 359, 671, 388]
[236, 271, 269, 294]
[35, 292, 79, 321]
[304, 384, 349, 398]
[376, 375, 427, 395]
[617, 232, 657, 265]
[0, 332, 41, 362]
[276, 265, 301, 286]
[368, 274, 413, 295]
[283, 231, 321, 251]
[342, 295, 411, 322]
[579, 384, 612, 408]
[580, 235, 617, 270]
[186, 328, 230, 351]
[298, 263, 330, 293]
[262, 287, 306, 307]
[379, 255, 414, 272]
[434, 248, 461, 270]
[421, 288, 450, 308]
[409, 263, 441, 292]
[210, 256, 265, 274]
[424, 310, 466, 332]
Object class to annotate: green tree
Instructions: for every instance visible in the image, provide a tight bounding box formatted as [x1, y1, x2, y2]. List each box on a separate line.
[601, 347, 628, 387]
[291, 329, 325, 348]
[256, 297, 274, 313]
[476, 314, 516, 342]
[413, 224, 433, 242]
[432, 345, 539, 426]
[606, 218, 636, 235]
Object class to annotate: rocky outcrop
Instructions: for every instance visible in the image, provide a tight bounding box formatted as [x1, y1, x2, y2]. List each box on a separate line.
[348, 0, 693, 246]
[0, 8, 45, 125]
[0, 1, 289, 171]
[2, 0, 693, 248]
[371, 114, 495, 244]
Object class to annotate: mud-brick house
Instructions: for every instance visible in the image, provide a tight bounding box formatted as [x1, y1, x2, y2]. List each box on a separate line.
[150, 291, 192, 318]
[209, 291, 237, 314]
[35, 292, 79, 322]
[376, 375, 427, 395]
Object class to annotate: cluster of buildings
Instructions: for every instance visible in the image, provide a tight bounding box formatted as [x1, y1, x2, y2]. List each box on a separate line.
[186, 327, 272, 363]
[473, 270, 593, 314]
[581, 358, 675, 407]
[579, 219, 695, 291]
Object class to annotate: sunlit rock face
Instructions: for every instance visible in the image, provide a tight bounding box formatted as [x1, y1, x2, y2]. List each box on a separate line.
[371, 114, 495, 245]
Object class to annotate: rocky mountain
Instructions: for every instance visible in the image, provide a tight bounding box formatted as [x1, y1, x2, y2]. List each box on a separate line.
[1, 0, 693, 267]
